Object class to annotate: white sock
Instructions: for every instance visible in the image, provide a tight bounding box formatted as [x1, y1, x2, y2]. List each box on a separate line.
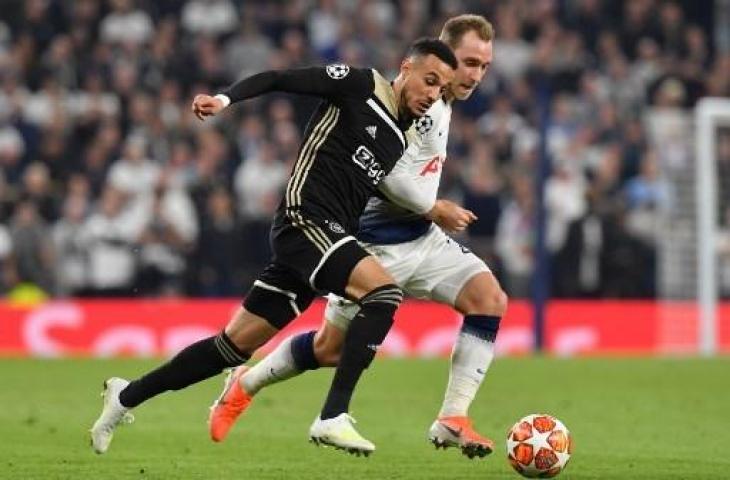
[438, 329, 495, 417]
[240, 336, 302, 395]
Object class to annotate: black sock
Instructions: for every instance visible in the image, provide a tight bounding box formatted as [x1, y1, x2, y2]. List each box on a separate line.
[320, 285, 402, 419]
[119, 331, 249, 408]
[290, 330, 319, 371]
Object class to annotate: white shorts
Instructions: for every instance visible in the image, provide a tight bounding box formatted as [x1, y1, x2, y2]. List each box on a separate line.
[325, 224, 490, 330]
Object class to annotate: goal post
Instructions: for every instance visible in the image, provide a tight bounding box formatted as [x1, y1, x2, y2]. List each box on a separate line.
[695, 97, 730, 356]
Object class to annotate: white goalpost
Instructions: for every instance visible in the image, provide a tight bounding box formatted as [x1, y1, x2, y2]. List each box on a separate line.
[695, 97, 730, 356]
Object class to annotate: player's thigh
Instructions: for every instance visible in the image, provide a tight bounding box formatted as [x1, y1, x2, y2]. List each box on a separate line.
[363, 241, 423, 287]
[407, 230, 491, 306]
[242, 262, 317, 332]
[322, 242, 417, 330]
[344, 254, 396, 300]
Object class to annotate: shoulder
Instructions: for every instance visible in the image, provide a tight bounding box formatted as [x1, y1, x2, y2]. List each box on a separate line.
[324, 64, 374, 93]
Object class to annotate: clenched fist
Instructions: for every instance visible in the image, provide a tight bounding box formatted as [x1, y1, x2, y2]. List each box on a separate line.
[191, 94, 226, 120]
[426, 199, 477, 233]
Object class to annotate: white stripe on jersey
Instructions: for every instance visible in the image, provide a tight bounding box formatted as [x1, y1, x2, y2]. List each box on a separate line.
[366, 98, 406, 149]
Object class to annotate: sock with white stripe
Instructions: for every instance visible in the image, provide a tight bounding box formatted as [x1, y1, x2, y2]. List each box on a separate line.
[438, 315, 500, 417]
[320, 284, 403, 419]
[241, 331, 319, 395]
[119, 331, 249, 408]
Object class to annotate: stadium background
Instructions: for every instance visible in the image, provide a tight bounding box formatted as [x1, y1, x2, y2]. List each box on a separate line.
[0, 0, 728, 357]
[0, 1, 729, 479]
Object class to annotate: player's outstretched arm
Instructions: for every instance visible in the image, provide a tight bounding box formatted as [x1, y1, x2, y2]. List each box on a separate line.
[192, 66, 372, 121]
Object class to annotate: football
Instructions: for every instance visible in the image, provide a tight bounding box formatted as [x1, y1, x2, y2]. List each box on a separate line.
[506, 414, 572, 478]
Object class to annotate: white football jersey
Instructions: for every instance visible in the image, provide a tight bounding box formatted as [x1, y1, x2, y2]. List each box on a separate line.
[358, 98, 452, 244]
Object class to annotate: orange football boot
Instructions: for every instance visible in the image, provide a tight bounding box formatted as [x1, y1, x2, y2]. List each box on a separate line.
[208, 365, 253, 442]
[428, 416, 495, 459]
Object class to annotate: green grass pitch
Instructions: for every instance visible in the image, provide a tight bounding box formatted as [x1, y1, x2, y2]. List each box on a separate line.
[1, 357, 728, 479]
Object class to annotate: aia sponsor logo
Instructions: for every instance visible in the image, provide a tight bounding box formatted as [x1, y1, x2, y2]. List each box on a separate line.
[420, 155, 445, 176]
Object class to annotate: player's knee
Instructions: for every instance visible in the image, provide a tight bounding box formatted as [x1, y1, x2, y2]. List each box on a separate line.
[489, 286, 509, 316]
[459, 277, 508, 316]
[346, 256, 397, 299]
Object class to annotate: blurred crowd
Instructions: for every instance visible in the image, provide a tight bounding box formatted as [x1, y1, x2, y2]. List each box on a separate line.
[0, 0, 728, 300]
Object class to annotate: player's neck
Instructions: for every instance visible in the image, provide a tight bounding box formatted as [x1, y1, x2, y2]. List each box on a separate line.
[390, 76, 415, 125]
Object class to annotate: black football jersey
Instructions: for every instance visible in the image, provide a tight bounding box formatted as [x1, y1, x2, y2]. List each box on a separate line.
[222, 64, 412, 232]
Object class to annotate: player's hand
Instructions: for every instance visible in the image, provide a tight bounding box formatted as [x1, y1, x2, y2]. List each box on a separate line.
[191, 94, 225, 121]
[426, 199, 477, 233]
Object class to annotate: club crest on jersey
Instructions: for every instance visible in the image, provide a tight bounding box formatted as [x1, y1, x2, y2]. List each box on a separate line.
[415, 115, 434, 135]
[366, 125, 377, 139]
[326, 64, 350, 79]
[326, 220, 345, 234]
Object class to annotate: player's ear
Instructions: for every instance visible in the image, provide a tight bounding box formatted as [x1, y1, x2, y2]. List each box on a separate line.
[400, 57, 413, 76]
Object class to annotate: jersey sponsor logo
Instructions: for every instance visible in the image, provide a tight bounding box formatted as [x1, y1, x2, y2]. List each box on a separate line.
[420, 155, 444, 176]
[325, 220, 345, 234]
[366, 125, 377, 139]
[326, 63, 350, 79]
[415, 114, 434, 135]
[352, 145, 386, 185]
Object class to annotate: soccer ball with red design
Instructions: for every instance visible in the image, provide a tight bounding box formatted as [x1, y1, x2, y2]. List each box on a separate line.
[506, 414, 573, 478]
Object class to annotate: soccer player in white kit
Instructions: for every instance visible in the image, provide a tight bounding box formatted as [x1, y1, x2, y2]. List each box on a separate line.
[209, 15, 507, 458]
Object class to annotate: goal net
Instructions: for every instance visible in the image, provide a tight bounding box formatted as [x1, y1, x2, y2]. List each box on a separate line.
[650, 98, 730, 355]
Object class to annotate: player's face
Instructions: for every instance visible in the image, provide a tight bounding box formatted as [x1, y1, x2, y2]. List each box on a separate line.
[400, 54, 455, 117]
[448, 31, 493, 100]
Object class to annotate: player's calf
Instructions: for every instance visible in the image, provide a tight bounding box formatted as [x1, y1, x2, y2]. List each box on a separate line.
[313, 321, 345, 367]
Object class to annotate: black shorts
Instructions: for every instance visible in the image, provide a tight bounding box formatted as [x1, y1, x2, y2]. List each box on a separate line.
[243, 210, 369, 329]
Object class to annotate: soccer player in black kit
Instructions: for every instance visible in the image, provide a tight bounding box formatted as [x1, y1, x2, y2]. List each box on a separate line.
[91, 38, 457, 455]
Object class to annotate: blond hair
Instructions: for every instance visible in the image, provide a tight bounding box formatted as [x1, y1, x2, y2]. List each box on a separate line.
[439, 14, 494, 48]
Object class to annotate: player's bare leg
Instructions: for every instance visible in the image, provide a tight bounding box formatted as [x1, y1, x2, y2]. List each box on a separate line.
[309, 256, 401, 456]
[312, 321, 345, 366]
[429, 271, 507, 459]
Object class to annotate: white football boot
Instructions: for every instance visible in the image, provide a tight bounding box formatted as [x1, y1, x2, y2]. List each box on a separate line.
[309, 413, 375, 457]
[90, 377, 135, 454]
